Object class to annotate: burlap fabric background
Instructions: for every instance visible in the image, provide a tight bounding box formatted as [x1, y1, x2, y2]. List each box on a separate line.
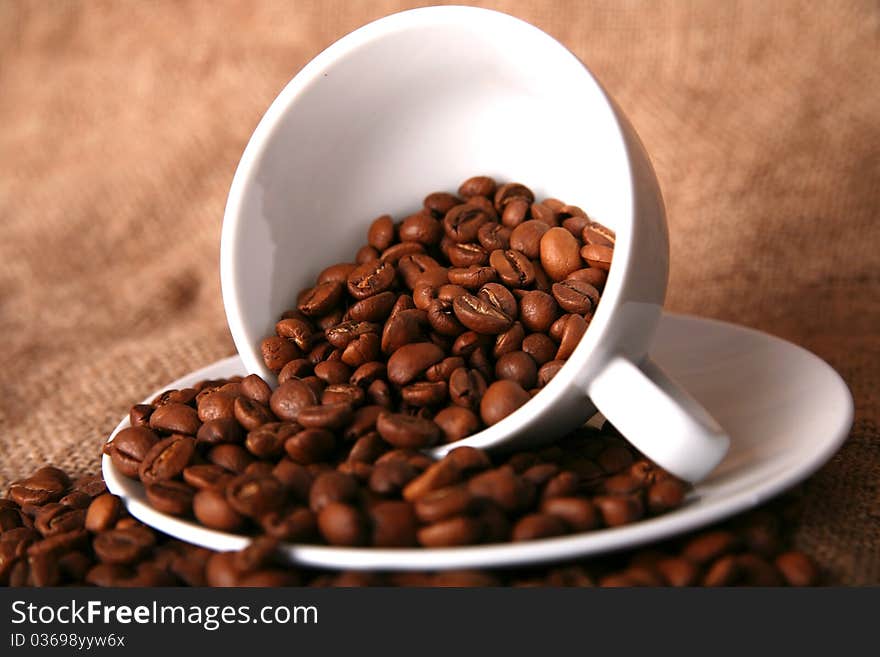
[1, 1, 877, 584]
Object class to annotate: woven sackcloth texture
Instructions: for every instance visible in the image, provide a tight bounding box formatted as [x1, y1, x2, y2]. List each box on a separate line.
[0, 1, 877, 584]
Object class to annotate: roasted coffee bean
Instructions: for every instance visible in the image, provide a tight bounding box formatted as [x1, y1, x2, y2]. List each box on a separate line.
[537, 360, 565, 387]
[138, 435, 195, 485]
[322, 383, 365, 407]
[703, 555, 743, 586]
[425, 356, 465, 383]
[348, 362, 386, 388]
[530, 202, 557, 226]
[509, 220, 549, 259]
[540, 227, 583, 281]
[299, 281, 345, 316]
[275, 317, 314, 352]
[448, 367, 487, 410]
[447, 242, 488, 267]
[458, 176, 496, 199]
[242, 424, 287, 460]
[341, 333, 381, 367]
[381, 308, 428, 354]
[105, 427, 159, 479]
[197, 392, 237, 422]
[326, 321, 379, 349]
[490, 249, 535, 288]
[566, 267, 608, 290]
[414, 485, 475, 523]
[260, 507, 317, 542]
[400, 213, 443, 245]
[552, 279, 600, 314]
[580, 244, 614, 271]
[452, 331, 491, 357]
[271, 460, 313, 501]
[447, 265, 497, 289]
[417, 516, 482, 547]
[775, 551, 819, 586]
[318, 503, 366, 546]
[196, 418, 244, 446]
[93, 526, 155, 565]
[401, 381, 448, 406]
[367, 379, 393, 408]
[270, 380, 319, 421]
[494, 182, 535, 211]
[478, 222, 511, 251]
[145, 481, 194, 517]
[501, 197, 530, 228]
[495, 351, 538, 389]
[233, 397, 274, 431]
[297, 403, 353, 430]
[433, 406, 481, 443]
[402, 460, 462, 501]
[34, 504, 85, 537]
[647, 479, 687, 514]
[556, 314, 587, 360]
[183, 464, 233, 490]
[314, 360, 353, 385]
[480, 380, 530, 425]
[387, 342, 445, 385]
[317, 262, 358, 286]
[193, 488, 245, 531]
[347, 431, 387, 464]
[370, 501, 418, 547]
[129, 404, 153, 427]
[453, 293, 513, 334]
[522, 333, 558, 366]
[521, 462, 559, 485]
[260, 336, 300, 372]
[594, 495, 644, 527]
[542, 470, 581, 500]
[348, 290, 397, 322]
[149, 402, 200, 436]
[316, 310, 345, 332]
[309, 471, 359, 513]
[468, 467, 533, 513]
[380, 241, 425, 264]
[681, 530, 737, 565]
[207, 444, 255, 474]
[478, 282, 518, 318]
[368, 214, 395, 251]
[426, 298, 465, 336]
[347, 260, 396, 300]
[278, 358, 313, 383]
[376, 413, 441, 448]
[519, 290, 559, 332]
[541, 497, 599, 531]
[343, 405, 384, 441]
[226, 474, 284, 518]
[369, 460, 419, 496]
[493, 322, 526, 358]
[443, 204, 491, 243]
[284, 428, 336, 464]
[356, 244, 380, 263]
[512, 513, 567, 541]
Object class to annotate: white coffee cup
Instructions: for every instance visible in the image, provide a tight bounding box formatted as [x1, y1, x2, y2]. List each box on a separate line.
[220, 6, 729, 482]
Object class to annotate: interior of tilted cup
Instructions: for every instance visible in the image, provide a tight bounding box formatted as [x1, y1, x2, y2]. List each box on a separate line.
[222, 7, 633, 386]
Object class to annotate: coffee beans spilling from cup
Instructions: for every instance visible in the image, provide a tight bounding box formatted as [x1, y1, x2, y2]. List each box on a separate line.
[104, 371, 685, 547]
[0, 464, 819, 586]
[260, 177, 614, 438]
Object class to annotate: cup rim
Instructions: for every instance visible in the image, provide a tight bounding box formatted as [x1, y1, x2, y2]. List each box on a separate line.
[221, 5, 641, 449]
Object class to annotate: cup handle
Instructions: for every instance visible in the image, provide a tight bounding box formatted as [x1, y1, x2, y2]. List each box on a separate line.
[587, 356, 729, 482]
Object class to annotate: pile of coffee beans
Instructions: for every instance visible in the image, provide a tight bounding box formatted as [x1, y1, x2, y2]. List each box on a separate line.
[0, 463, 819, 586]
[104, 372, 691, 547]
[261, 176, 614, 440]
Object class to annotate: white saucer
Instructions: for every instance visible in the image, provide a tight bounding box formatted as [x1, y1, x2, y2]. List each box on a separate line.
[103, 313, 853, 571]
